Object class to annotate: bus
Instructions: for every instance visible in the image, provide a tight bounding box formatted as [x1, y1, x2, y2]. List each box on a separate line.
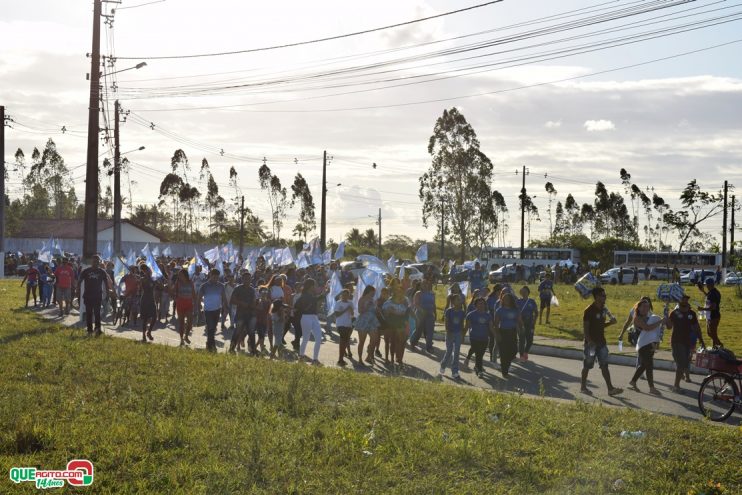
[479, 246, 580, 271]
[612, 250, 721, 269]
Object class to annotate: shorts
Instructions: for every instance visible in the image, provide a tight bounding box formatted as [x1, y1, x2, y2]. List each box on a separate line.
[56, 286, 72, 302]
[539, 296, 551, 310]
[337, 326, 352, 341]
[27, 280, 38, 288]
[176, 298, 193, 316]
[672, 343, 690, 370]
[583, 343, 610, 370]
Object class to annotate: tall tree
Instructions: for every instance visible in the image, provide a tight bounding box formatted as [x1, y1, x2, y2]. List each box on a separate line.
[663, 180, 722, 253]
[564, 193, 581, 236]
[14, 148, 26, 198]
[258, 163, 289, 243]
[290, 173, 316, 241]
[419, 108, 494, 261]
[345, 228, 364, 246]
[23, 139, 72, 219]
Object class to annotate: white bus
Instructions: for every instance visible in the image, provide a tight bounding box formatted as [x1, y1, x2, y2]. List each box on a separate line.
[479, 246, 580, 271]
[613, 250, 721, 269]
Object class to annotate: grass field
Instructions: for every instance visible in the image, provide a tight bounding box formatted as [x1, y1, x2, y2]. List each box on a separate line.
[435, 281, 742, 354]
[1, 279, 741, 494]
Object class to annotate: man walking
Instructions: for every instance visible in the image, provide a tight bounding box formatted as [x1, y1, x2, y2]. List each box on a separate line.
[78, 255, 112, 336]
[697, 278, 723, 348]
[199, 269, 228, 352]
[667, 295, 705, 393]
[229, 271, 257, 354]
[580, 287, 623, 396]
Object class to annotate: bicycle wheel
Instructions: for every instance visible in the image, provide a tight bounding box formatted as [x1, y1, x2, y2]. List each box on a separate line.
[698, 372, 738, 421]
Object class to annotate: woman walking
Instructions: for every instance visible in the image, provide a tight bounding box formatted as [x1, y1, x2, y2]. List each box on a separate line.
[294, 278, 327, 365]
[173, 269, 196, 345]
[383, 287, 411, 369]
[440, 294, 466, 379]
[516, 286, 539, 361]
[332, 289, 354, 366]
[493, 292, 522, 378]
[138, 264, 157, 342]
[411, 280, 436, 353]
[466, 297, 493, 378]
[355, 286, 380, 364]
[627, 299, 665, 395]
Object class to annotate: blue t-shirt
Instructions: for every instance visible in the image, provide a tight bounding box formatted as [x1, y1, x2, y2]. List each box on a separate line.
[517, 297, 538, 328]
[199, 281, 225, 311]
[419, 291, 436, 311]
[495, 306, 519, 331]
[445, 308, 466, 333]
[538, 280, 554, 300]
[469, 269, 485, 290]
[487, 294, 500, 315]
[466, 309, 491, 341]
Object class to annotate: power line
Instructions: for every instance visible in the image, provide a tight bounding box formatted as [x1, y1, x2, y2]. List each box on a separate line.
[116, 0, 504, 60]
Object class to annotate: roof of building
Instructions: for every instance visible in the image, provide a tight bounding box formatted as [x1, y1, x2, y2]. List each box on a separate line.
[13, 218, 163, 241]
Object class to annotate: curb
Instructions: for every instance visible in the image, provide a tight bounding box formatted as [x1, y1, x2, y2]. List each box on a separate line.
[429, 332, 707, 375]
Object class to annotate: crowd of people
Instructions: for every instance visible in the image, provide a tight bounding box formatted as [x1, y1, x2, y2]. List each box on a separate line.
[16, 251, 725, 397]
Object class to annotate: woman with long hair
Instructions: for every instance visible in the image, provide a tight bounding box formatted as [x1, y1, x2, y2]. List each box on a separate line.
[493, 292, 523, 378]
[383, 286, 411, 369]
[172, 269, 196, 345]
[627, 298, 666, 395]
[294, 278, 327, 365]
[355, 285, 380, 364]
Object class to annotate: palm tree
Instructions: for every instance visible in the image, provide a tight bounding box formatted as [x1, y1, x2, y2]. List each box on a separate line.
[345, 228, 363, 246]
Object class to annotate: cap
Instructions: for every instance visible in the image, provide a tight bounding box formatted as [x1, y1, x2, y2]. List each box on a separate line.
[705, 278, 715, 286]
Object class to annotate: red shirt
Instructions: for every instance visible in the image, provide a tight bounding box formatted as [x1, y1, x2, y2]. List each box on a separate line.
[26, 267, 40, 282]
[54, 265, 75, 288]
[123, 274, 139, 297]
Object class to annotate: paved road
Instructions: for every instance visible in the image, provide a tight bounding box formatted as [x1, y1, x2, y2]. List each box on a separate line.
[35, 305, 740, 424]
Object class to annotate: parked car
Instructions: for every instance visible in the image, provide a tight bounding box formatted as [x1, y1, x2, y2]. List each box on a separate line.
[599, 267, 636, 285]
[724, 272, 742, 285]
[409, 263, 442, 282]
[488, 264, 536, 283]
[679, 269, 714, 285]
[648, 267, 672, 281]
[395, 265, 424, 282]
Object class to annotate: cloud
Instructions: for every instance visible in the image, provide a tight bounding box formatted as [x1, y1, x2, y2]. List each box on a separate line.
[584, 120, 615, 132]
[545, 120, 561, 129]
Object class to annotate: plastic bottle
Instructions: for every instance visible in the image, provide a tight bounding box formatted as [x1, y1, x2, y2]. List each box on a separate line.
[618, 339, 623, 352]
[620, 431, 646, 439]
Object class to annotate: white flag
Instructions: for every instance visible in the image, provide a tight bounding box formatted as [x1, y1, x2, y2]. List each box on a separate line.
[322, 248, 332, 265]
[334, 241, 345, 260]
[415, 243, 428, 263]
[204, 246, 220, 264]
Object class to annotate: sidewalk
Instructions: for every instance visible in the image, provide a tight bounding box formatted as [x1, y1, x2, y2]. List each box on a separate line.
[29, 303, 728, 423]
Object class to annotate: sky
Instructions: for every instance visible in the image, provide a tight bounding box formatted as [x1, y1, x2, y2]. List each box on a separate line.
[2, 0, 741, 248]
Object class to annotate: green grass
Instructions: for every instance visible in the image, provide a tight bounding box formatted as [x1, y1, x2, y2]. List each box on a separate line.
[1, 279, 740, 494]
[436, 281, 742, 354]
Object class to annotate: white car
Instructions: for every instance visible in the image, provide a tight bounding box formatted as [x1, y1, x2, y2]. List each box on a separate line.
[724, 272, 742, 285]
[599, 267, 636, 285]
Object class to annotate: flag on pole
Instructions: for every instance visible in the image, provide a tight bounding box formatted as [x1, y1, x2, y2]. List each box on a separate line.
[357, 254, 391, 274]
[353, 269, 386, 314]
[334, 241, 345, 260]
[152, 245, 160, 257]
[126, 249, 137, 266]
[187, 256, 197, 277]
[415, 243, 428, 263]
[322, 248, 332, 265]
[279, 247, 294, 267]
[387, 255, 397, 273]
[101, 241, 112, 261]
[204, 246, 220, 264]
[162, 245, 172, 257]
[326, 270, 343, 314]
[141, 244, 163, 280]
[38, 248, 52, 263]
[113, 256, 129, 286]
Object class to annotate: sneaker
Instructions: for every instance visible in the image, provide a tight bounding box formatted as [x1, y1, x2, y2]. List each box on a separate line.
[337, 360, 347, 367]
[580, 387, 592, 395]
[608, 387, 624, 397]
[627, 381, 640, 392]
[452, 371, 460, 380]
[311, 359, 322, 366]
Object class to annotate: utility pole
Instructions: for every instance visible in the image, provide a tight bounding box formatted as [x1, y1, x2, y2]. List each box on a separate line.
[440, 197, 445, 261]
[0, 106, 6, 278]
[83, 0, 102, 261]
[722, 180, 728, 268]
[730, 195, 736, 264]
[320, 150, 327, 251]
[519, 166, 527, 259]
[113, 99, 121, 255]
[377, 208, 382, 259]
[239, 195, 245, 257]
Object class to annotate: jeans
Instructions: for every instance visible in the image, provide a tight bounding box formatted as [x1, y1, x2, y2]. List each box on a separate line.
[440, 332, 462, 374]
[412, 310, 435, 349]
[631, 343, 656, 387]
[496, 328, 518, 374]
[84, 297, 102, 334]
[272, 314, 285, 348]
[300, 314, 322, 361]
[231, 315, 256, 352]
[204, 309, 221, 351]
[470, 340, 488, 373]
[518, 324, 535, 356]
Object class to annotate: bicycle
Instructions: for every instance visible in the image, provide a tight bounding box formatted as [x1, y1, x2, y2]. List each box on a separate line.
[696, 349, 742, 422]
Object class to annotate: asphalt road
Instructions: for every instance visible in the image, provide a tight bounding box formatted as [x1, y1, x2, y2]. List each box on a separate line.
[36, 305, 740, 424]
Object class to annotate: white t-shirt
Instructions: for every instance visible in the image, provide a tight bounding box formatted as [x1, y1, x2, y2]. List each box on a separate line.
[334, 300, 354, 327]
[636, 313, 662, 350]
